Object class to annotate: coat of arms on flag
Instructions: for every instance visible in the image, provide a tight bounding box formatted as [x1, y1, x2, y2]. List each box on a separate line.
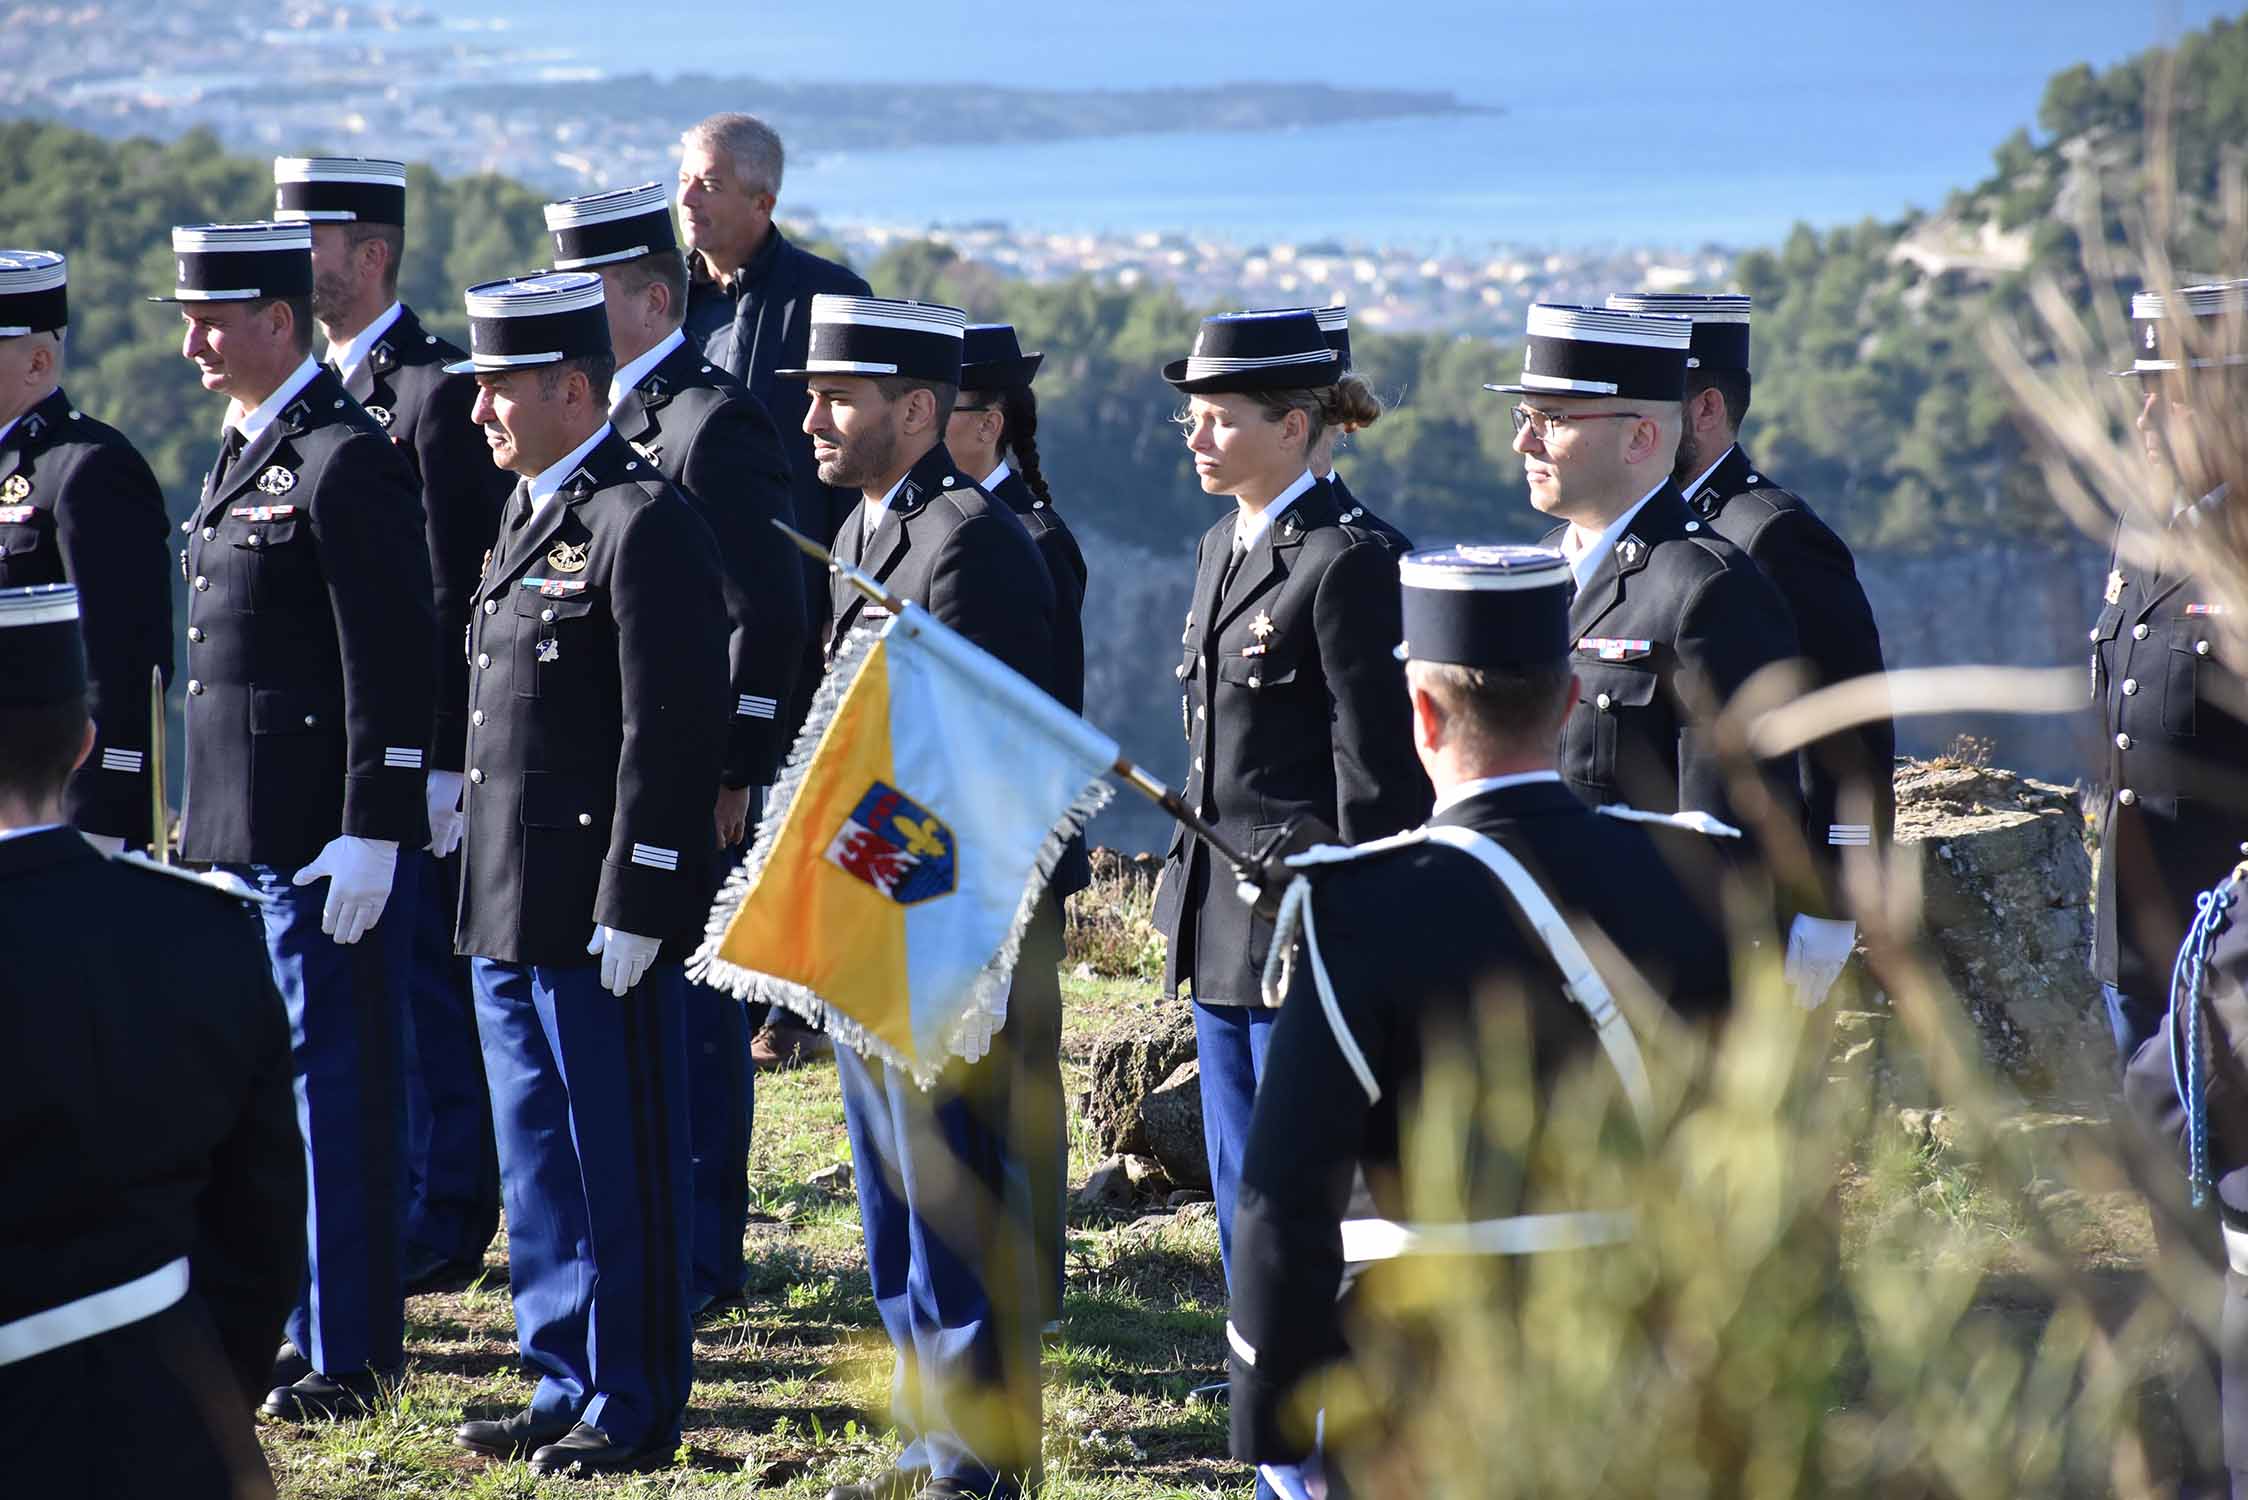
[825, 782, 957, 905]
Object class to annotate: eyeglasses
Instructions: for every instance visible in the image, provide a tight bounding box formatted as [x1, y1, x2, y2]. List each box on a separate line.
[952, 403, 1000, 415]
[1510, 404, 1644, 441]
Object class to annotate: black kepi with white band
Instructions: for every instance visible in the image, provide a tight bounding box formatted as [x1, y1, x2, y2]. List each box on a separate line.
[2114, 278, 2248, 377]
[542, 181, 674, 270]
[1164, 308, 1342, 393]
[775, 293, 965, 384]
[958, 323, 1042, 390]
[1605, 291, 1750, 373]
[0, 583, 87, 706]
[1393, 545, 1572, 668]
[0, 251, 68, 337]
[150, 222, 313, 304]
[444, 271, 611, 374]
[1483, 303, 1692, 401]
[1241, 303, 1354, 373]
[273, 157, 408, 225]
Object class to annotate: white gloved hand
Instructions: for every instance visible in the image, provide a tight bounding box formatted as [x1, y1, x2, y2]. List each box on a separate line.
[81, 832, 127, 857]
[587, 924, 662, 997]
[291, 835, 400, 944]
[1784, 914, 1858, 1010]
[957, 1008, 999, 1065]
[426, 770, 466, 859]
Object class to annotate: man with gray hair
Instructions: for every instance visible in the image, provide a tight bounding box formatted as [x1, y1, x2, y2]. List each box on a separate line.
[678, 109, 874, 1068]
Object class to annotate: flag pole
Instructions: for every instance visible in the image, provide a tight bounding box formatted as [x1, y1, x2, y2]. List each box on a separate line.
[773, 520, 1258, 875]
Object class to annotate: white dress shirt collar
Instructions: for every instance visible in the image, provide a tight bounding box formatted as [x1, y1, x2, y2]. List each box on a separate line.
[1678, 443, 1737, 504]
[1234, 468, 1319, 551]
[980, 458, 1013, 493]
[326, 301, 403, 386]
[228, 356, 323, 443]
[1431, 769, 1564, 816]
[528, 422, 614, 517]
[860, 468, 915, 543]
[607, 326, 687, 414]
[1566, 479, 1667, 588]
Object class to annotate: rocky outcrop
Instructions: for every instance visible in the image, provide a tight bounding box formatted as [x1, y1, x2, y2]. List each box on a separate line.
[1852, 758, 2108, 1108]
[1081, 1001, 1209, 1191]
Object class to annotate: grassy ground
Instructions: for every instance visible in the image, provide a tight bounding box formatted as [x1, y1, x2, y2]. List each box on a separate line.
[264, 975, 1241, 1498]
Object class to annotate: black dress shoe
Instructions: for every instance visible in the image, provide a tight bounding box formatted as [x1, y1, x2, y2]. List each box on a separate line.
[528, 1421, 664, 1476]
[270, 1340, 310, 1390]
[826, 1468, 932, 1500]
[455, 1406, 578, 1459]
[404, 1253, 487, 1295]
[261, 1369, 384, 1421]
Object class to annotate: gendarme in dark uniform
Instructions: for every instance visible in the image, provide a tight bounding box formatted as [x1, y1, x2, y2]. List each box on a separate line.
[448, 272, 728, 1477]
[2093, 281, 2248, 1061]
[953, 319, 1086, 1327]
[158, 219, 436, 1421]
[279, 151, 511, 1294]
[787, 294, 1058, 1500]
[543, 180, 808, 1315]
[1487, 303, 1803, 834]
[0, 252, 173, 851]
[1609, 291, 1894, 861]
[0, 584, 304, 1499]
[1153, 309, 1430, 1289]
[1228, 547, 1734, 1489]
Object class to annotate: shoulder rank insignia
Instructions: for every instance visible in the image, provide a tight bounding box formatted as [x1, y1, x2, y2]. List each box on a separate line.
[0, 505, 35, 524]
[1250, 611, 1276, 641]
[254, 465, 297, 496]
[0, 475, 29, 503]
[547, 540, 589, 574]
[1617, 535, 1646, 568]
[1579, 637, 1654, 662]
[365, 404, 393, 429]
[228, 504, 296, 521]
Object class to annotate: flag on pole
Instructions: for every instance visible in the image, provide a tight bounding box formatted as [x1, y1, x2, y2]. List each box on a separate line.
[691, 603, 1116, 1085]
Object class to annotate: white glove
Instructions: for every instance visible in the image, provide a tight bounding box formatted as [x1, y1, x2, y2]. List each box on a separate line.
[1784, 914, 1857, 1010]
[81, 832, 127, 857]
[291, 835, 400, 945]
[426, 770, 465, 859]
[957, 1009, 999, 1065]
[587, 924, 661, 997]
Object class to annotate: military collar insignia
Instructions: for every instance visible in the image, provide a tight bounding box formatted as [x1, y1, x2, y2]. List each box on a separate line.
[1279, 512, 1304, 541]
[1617, 534, 1647, 571]
[562, 466, 596, 498]
[0, 474, 28, 503]
[639, 373, 671, 404]
[630, 438, 663, 468]
[547, 539, 590, 574]
[18, 412, 43, 443]
[365, 404, 393, 429]
[1691, 490, 1718, 518]
[253, 465, 297, 496]
[368, 340, 395, 373]
[2105, 569, 2126, 603]
[280, 399, 312, 431]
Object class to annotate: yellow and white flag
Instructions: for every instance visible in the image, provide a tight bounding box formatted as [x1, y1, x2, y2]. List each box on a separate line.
[690, 605, 1116, 1084]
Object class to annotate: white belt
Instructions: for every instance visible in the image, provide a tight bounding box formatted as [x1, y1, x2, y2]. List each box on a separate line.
[2223, 1222, 2248, 1278]
[0, 1258, 190, 1367]
[1340, 1211, 1635, 1262]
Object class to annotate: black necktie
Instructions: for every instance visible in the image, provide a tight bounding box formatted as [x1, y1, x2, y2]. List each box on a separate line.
[212, 426, 247, 491]
[506, 481, 533, 533]
[1219, 533, 1249, 600]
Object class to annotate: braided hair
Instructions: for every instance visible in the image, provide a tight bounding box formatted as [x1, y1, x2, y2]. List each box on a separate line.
[998, 384, 1055, 507]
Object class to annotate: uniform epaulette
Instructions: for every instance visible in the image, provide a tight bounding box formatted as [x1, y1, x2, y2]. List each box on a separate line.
[1594, 804, 1743, 839]
[112, 851, 268, 905]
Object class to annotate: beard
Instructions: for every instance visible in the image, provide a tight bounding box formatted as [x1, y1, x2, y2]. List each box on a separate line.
[310, 264, 356, 330]
[816, 417, 899, 492]
[1670, 422, 1709, 486]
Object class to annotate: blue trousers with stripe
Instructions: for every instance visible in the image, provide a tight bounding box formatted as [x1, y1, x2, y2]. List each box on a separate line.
[471, 957, 692, 1451]
[1194, 999, 1280, 1287]
[228, 858, 414, 1378]
[689, 843, 755, 1305]
[401, 850, 499, 1273]
[836, 928, 1055, 1494]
